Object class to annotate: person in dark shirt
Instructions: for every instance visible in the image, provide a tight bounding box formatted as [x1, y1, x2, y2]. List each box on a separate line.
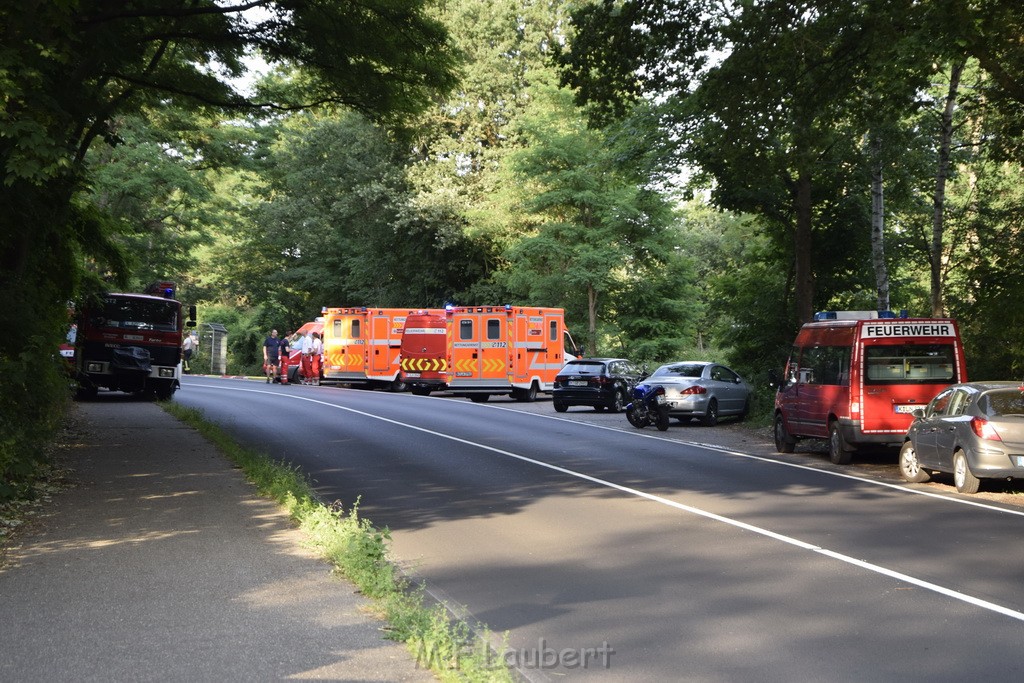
[262, 329, 282, 383]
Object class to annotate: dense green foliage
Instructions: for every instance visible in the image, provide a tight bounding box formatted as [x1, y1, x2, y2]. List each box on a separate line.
[4, 0, 1024, 499]
[560, 0, 1024, 377]
[0, 0, 458, 500]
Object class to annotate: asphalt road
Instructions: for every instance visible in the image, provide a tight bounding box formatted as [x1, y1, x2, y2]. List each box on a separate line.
[178, 376, 1024, 681]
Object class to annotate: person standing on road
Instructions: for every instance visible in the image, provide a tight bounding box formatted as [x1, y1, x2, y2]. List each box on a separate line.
[299, 328, 315, 385]
[182, 331, 195, 374]
[310, 332, 324, 386]
[278, 332, 291, 383]
[263, 329, 282, 383]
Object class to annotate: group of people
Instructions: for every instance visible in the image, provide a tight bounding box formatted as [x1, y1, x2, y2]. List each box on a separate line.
[262, 328, 323, 385]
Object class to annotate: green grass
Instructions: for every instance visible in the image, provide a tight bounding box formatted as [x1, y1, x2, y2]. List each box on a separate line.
[161, 402, 514, 682]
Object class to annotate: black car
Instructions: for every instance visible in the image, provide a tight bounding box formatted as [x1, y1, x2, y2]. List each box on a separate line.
[552, 358, 647, 413]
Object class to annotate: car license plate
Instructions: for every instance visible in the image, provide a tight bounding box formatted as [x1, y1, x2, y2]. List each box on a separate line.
[893, 404, 919, 414]
[405, 373, 421, 378]
[1015, 456, 1024, 468]
[655, 395, 666, 404]
[568, 380, 588, 387]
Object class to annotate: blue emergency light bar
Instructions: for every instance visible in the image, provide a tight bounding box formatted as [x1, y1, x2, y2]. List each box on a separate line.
[813, 309, 910, 321]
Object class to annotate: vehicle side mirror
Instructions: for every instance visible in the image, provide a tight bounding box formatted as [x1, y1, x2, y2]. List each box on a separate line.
[912, 408, 925, 419]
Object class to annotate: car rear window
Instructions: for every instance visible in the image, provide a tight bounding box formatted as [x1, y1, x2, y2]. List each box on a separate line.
[567, 362, 606, 374]
[980, 391, 1024, 417]
[654, 364, 703, 378]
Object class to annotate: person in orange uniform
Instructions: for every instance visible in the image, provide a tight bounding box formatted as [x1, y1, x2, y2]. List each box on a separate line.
[310, 332, 323, 386]
[278, 331, 291, 384]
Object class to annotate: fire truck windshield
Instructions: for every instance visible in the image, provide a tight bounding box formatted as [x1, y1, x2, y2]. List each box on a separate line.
[99, 297, 179, 332]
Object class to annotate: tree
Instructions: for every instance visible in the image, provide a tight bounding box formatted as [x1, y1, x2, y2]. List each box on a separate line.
[0, 0, 457, 501]
[1, 0, 458, 335]
[405, 0, 579, 301]
[946, 160, 1024, 378]
[497, 80, 698, 357]
[249, 112, 485, 311]
[86, 110, 241, 290]
[560, 2, 944, 323]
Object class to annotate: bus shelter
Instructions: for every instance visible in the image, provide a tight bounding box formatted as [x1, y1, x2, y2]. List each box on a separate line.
[200, 322, 228, 375]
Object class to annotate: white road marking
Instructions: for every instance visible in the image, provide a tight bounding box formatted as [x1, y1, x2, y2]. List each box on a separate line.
[185, 382, 1024, 623]
[480, 401, 1024, 519]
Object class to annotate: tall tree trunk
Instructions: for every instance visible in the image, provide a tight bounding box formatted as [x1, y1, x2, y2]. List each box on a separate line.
[870, 133, 890, 312]
[587, 282, 598, 356]
[930, 59, 965, 317]
[795, 171, 814, 323]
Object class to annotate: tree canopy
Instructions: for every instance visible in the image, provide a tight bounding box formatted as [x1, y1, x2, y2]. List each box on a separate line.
[0, 0, 459, 500]
[4, 0, 1024, 502]
[558, 0, 1024, 323]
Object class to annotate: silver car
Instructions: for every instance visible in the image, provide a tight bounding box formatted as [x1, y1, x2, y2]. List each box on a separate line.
[643, 361, 751, 426]
[899, 381, 1024, 493]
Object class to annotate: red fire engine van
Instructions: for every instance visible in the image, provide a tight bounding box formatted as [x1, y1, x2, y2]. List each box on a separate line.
[399, 305, 580, 402]
[73, 282, 196, 400]
[321, 307, 443, 390]
[774, 311, 968, 464]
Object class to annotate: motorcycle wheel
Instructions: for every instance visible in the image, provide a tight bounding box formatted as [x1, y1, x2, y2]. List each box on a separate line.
[655, 407, 670, 431]
[626, 405, 648, 429]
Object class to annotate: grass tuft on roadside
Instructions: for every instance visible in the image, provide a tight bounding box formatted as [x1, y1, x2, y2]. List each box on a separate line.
[161, 402, 514, 682]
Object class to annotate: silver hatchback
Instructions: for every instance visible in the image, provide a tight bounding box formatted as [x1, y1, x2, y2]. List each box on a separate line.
[899, 381, 1024, 493]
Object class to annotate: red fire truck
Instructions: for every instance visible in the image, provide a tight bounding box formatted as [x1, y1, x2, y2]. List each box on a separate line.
[774, 310, 968, 464]
[72, 282, 196, 400]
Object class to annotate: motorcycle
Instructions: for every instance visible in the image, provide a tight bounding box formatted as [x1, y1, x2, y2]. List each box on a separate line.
[625, 382, 671, 431]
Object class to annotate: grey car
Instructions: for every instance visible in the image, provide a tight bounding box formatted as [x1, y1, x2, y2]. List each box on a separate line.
[899, 381, 1024, 493]
[644, 361, 751, 426]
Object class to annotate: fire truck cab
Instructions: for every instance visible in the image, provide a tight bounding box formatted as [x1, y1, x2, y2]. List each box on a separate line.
[774, 310, 968, 464]
[400, 305, 580, 402]
[73, 282, 196, 400]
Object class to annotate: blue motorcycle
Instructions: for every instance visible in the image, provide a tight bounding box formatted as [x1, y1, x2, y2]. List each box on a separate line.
[626, 382, 671, 431]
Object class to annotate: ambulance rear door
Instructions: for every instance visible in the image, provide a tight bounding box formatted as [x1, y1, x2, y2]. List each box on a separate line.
[368, 310, 397, 375]
[324, 311, 366, 380]
[478, 309, 510, 384]
[512, 309, 541, 384]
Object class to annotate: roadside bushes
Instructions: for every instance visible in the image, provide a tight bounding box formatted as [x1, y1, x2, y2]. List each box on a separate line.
[0, 336, 71, 503]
